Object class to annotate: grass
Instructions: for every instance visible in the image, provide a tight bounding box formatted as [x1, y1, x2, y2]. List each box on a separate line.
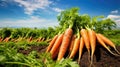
[0, 39, 79, 67]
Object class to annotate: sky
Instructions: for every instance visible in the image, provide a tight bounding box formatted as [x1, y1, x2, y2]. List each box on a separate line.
[0, 0, 120, 28]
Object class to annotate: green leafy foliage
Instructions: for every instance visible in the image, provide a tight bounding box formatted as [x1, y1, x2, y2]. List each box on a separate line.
[0, 27, 57, 40]
[57, 7, 116, 34]
[55, 58, 79, 67]
[0, 42, 79, 67]
[0, 28, 12, 39]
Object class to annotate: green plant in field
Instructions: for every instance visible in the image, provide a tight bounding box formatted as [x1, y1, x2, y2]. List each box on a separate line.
[0, 28, 12, 39]
[10, 28, 22, 39]
[0, 49, 79, 67]
[0, 41, 79, 67]
[40, 53, 79, 67]
[55, 58, 79, 67]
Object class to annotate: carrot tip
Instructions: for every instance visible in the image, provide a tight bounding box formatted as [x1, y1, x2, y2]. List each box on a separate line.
[108, 49, 120, 56]
[114, 48, 120, 56]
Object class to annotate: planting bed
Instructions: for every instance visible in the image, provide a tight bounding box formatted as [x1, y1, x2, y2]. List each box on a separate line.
[19, 45, 120, 67]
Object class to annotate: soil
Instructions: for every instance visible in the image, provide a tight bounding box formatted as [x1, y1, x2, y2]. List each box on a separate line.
[18, 45, 47, 55]
[18, 45, 120, 67]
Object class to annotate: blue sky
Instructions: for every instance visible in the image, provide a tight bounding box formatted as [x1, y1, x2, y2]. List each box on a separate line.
[0, 0, 120, 28]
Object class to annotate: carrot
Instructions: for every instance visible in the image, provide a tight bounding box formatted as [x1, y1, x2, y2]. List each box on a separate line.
[0, 37, 2, 42]
[46, 39, 52, 43]
[37, 37, 42, 42]
[88, 29, 96, 65]
[78, 37, 84, 63]
[69, 36, 80, 59]
[69, 29, 80, 59]
[50, 33, 64, 57]
[28, 36, 32, 42]
[4, 37, 10, 42]
[57, 28, 73, 61]
[96, 33, 119, 56]
[52, 47, 60, 59]
[97, 33, 120, 55]
[41, 38, 45, 41]
[46, 35, 58, 52]
[80, 29, 90, 61]
[69, 35, 76, 53]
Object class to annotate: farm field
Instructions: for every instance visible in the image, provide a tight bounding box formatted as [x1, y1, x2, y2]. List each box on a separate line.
[0, 27, 80, 67]
[0, 8, 120, 67]
[0, 28, 120, 67]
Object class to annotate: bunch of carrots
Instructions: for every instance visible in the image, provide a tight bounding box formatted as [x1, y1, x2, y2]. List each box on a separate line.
[46, 26, 120, 66]
[45, 8, 120, 66]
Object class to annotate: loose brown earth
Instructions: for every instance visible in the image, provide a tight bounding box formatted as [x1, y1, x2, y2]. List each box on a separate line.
[19, 45, 120, 67]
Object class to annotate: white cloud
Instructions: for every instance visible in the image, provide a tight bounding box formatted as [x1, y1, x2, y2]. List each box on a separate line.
[114, 19, 120, 26]
[111, 10, 119, 14]
[0, 0, 63, 28]
[0, 16, 58, 28]
[107, 14, 120, 27]
[14, 0, 52, 15]
[52, 7, 64, 12]
[107, 15, 120, 19]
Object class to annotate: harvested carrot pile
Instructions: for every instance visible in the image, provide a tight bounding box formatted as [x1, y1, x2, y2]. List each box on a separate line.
[46, 8, 120, 66]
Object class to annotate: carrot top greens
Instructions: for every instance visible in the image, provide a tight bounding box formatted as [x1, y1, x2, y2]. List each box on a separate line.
[57, 7, 116, 34]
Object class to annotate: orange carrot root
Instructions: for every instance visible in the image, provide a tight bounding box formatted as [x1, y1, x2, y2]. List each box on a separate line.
[46, 35, 58, 52]
[88, 29, 96, 65]
[69, 37, 80, 59]
[52, 48, 60, 59]
[78, 37, 84, 63]
[57, 28, 73, 61]
[81, 29, 90, 62]
[69, 35, 76, 53]
[96, 33, 119, 56]
[98, 33, 120, 55]
[50, 33, 64, 57]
